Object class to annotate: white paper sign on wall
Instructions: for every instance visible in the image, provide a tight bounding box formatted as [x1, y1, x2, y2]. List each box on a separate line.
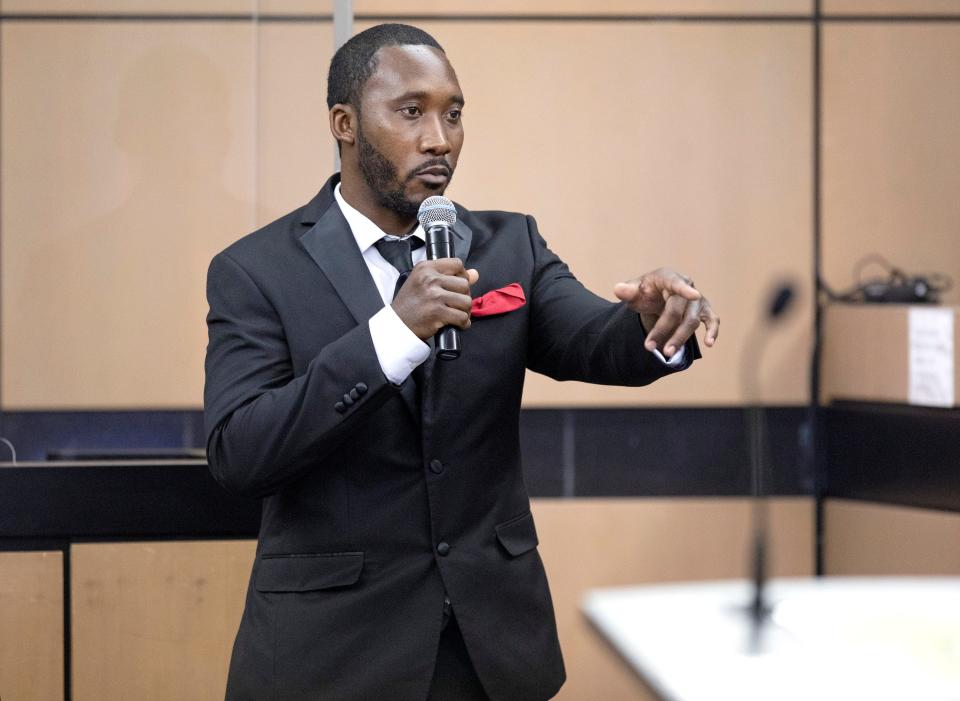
[908, 307, 955, 408]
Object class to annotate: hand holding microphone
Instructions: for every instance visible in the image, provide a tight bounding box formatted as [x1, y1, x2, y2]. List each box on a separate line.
[390, 196, 477, 357]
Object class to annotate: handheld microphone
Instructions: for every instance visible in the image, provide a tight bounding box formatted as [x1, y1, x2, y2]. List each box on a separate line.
[417, 196, 461, 360]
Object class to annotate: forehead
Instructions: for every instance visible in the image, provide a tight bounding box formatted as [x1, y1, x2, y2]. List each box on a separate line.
[362, 44, 462, 104]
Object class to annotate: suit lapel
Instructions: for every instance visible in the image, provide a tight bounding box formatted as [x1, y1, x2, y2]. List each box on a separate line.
[298, 180, 422, 425]
[299, 204, 384, 328]
[452, 215, 472, 265]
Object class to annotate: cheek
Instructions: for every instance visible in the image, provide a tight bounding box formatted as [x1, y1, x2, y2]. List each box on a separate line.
[449, 131, 465, 164]
[365, 120, 411, 156]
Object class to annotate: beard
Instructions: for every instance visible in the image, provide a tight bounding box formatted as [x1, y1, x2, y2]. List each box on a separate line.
[356, 125, 452, 219]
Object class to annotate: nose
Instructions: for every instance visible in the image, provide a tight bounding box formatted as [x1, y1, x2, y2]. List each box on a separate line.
[419, 114, 452, 156]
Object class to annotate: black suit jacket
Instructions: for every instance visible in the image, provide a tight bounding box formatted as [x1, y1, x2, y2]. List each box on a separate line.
[204, 174, 698, 701]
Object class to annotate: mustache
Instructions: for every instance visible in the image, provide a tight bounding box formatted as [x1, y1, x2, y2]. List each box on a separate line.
[405, 158, 453, 181]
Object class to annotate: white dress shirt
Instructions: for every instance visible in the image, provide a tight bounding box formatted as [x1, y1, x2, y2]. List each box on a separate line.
[333, 183, 684, 385]
[334, 184, 430, 385]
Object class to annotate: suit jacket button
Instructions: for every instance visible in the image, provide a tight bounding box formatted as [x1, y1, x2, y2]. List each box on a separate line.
[334, 401, 346, 413]
[355, 382, 368, 395]
[436, 542, 450, 556]
[429, 459, 444, 475]
[342, 393, 355, 407]
[349, 387, 361, 401]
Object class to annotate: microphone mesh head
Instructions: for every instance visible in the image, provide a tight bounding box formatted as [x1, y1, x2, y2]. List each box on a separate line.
[417, 196, 457, 229]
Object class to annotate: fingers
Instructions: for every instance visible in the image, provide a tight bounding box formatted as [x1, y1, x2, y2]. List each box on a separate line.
[415, 260, 474, 296]
[617, 268, 716, 355]
[420, 272, 473, 329]
[663, 299, 703, 356]
[427, 257, 473, 280]
[615, 279, 664, 316]
[702, 298, 720, 347]
[437, 272, 471, 296]
[614, 281, 640, 304]
[644, 295, 720, 356]
[438, 302, 472, 330]
[414, 259, 478, 292]
[644, 294, 688, 355]
[665, 276, 701, 302]
[393, 259, 475, 338]
[433, 286, 474, 327]
[615, 269, 700, 316]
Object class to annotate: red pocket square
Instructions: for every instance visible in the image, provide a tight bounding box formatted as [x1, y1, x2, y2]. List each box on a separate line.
[471, 283, 526, 317]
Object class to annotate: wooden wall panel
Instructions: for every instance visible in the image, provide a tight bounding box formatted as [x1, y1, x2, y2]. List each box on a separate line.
[0, 551, 64, 701]
[0, 1, 326, 13]
[0, 22, 258, 409]
[71, 539, 256, 701]
[255, 22, 335, 225]
[2, 19, 812, 409]
[64, 499, 812, 700]
[356, 21, 814, 406]
[822, 24, 960, 307]
[256, 0, 328, 12]
[824, 500, 960, 575]
[0, 0, 812, 16]
[354, 0, 812, 15]
[824, 0, 960, 14]
[821, 304, 960, 405]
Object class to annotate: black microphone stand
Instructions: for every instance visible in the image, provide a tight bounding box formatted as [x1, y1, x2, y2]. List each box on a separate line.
[741, 284, 795, 654]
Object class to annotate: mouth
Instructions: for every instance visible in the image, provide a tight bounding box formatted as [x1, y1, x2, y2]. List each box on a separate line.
[414, 165, 451, 186]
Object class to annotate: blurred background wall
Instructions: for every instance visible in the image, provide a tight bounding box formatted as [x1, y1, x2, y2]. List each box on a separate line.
[1, 0, 822, 414]
[1, 1, 959, 699]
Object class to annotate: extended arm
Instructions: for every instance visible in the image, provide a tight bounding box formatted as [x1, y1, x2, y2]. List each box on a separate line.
[524, 216, 710, 384]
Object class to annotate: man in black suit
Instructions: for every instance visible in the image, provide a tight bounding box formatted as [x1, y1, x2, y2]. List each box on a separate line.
[204, 23, 719, 701]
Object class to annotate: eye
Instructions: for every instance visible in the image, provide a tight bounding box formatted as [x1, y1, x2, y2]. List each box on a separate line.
[447, 109, 462, 122]
[399, 105, 421, 117]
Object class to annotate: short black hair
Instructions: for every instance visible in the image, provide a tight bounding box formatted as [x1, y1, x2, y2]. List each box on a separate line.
[327, 23, 445, 111]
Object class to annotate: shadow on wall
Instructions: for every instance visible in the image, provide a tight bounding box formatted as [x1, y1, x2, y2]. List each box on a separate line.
[11, 44, 252, 408]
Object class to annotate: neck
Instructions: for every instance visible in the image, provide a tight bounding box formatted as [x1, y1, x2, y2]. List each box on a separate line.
[339, 172, 417, 236]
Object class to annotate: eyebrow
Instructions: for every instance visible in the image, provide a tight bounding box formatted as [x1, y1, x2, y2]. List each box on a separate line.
[393, 90, 465, 106]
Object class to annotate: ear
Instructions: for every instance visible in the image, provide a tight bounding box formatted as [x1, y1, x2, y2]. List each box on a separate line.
[329, 103, 357, 148]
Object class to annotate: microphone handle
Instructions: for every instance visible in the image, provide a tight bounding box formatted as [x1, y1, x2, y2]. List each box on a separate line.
[425, 223, 461, 360]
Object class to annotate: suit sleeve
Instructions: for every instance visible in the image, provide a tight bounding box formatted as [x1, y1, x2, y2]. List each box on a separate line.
[203, 251, 400, 498]
[524, 215, 700, 384]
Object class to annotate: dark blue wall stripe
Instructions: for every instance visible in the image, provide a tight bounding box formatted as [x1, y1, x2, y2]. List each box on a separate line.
[0, 410, 204, 462]
[1, 406, 811, 498]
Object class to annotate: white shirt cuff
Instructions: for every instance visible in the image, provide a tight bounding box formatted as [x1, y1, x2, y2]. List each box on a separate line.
[368, 306, 430, 385]
[652, 345, 687, 367]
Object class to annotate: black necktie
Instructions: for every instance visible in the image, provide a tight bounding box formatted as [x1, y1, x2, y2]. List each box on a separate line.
[374, 236, 425, 300]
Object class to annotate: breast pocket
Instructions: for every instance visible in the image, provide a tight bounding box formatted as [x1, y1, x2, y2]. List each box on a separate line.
[254, 551, 364, 593]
